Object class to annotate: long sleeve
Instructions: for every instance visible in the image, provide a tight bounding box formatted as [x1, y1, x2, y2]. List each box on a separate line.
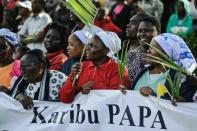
[109, 67, 129, 89]
[58, 76, 76, 103]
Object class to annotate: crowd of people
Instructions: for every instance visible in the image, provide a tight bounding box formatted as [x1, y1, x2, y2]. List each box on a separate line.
[0, 0, 197, 110]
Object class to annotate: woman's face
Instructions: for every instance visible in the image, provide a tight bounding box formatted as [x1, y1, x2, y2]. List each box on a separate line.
[67, 34, 84, 58]
[177, 1, 185, 13]
[126, 15, 140, 39]
[137, 21, 158, 44]
[86, 36, 108, 61]
[0, 37, 13, 63]
[146, 39, 163, 65]
[44, 28, 63, 53]
[20, 54, 44, 83]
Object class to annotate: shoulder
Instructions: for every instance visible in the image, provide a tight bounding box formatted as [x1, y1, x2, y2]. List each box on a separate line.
[41, 12, 52, 20]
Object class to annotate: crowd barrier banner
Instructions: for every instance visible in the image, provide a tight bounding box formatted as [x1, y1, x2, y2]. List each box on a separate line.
[0, 91, 197, 131]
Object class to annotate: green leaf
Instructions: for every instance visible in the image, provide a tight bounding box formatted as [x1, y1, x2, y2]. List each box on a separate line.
[167, 75, 175, 97]
[116, 41, 129, 84]
[175, 73, 182, 97]
[143, 41, 186, 74]
[61, 0, 97, 28]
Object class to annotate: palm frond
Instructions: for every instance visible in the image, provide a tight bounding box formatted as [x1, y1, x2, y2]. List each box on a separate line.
[175, 73, 182, 97]
[61, 0, 97, 28]
[116, 41, 129, 84]
[143, 41, 186, 74]
[166, 75, 175, 97]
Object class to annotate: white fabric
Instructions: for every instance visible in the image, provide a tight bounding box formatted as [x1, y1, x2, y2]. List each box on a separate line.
[0, 28, 20, 47]
[95, 31, 121, 57]
[154, 33, 197, 73]
[18, 11, 52, 52]
[16, 0, 32, 11]
[82, 25, 103, 34]
[10, 70, 67, 101]
[73, 30, 92, 45]
[73, 25, 103, 45]
[0, 91, 197, 131]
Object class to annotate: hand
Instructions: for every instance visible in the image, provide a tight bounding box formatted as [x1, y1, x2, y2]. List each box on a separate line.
[139, 87, 153, 97]
[0, 86, 9, 94]
[15, 93, 33, 110]
[171, 96, 186, 106]
[81, 81, 93, 94]
[71, 62, 82, 81]
[119, 84, 128, 95]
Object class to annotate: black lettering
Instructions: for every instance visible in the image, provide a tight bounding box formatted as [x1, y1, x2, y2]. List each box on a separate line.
[87, 110, 99, 124]
[119, 106, 135, 126]
[69, 104, 74, 123]
[76, 104, 85, 124]
[139, 106, 151, 127]
[107, 104, 120, 124]
[151, 110, 167, 129]
[48, 112, 59, 123]
[31, 106, 48, 123]
[59, 111, 67, 124]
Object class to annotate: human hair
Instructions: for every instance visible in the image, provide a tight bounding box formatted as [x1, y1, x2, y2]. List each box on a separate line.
[0, 36, 15, 51]
[25, 49, 48, 68]
[140, 15, 161, 34]
[16, 46, 30, 59]
[36, 0, 45, 6]
[134, 12, 150, 23]
[17, 46, 30, 54]
[43, 22, 69, 54]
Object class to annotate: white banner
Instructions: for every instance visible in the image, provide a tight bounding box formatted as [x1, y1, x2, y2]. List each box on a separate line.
[0, 91, 197, 131]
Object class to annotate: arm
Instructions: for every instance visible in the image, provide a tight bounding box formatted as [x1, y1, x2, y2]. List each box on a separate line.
[110, 67, 129, 89]
[58, 63, 82, 103]
[20, 31, 44, 46]
[58, 76, 76, 103]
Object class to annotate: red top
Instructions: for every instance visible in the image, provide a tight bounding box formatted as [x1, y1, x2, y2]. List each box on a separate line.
[47, 50, 68, 70]
[94, 17, 123, 33]
[59, 59, 129, 103]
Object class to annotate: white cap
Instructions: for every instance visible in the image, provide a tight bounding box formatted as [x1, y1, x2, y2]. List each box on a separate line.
[16, 1, 32, 11]
[95, 31, 121, 57]
[73, 25, 103, 45]
[73, 30, 92, 45]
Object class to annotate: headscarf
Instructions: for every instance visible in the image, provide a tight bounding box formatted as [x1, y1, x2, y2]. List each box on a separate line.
[95, 31, 121, 58]
[73, 25, 103, 45]
[154, 33, 197, 73]
[0, 28, 20, 47]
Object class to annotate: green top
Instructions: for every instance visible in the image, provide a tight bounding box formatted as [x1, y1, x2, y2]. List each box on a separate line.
[166, 0, 192, 37]
[134, 70, 170, 93]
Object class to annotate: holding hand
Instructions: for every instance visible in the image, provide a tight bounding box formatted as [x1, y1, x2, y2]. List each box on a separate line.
[71, 62, 82, 82]
[0, 86, 9, 94]
[119, 84, 128, 95]
[81, 81, 94, 94]
[15, 93, 33, 110]
[140, 87, 154, 96]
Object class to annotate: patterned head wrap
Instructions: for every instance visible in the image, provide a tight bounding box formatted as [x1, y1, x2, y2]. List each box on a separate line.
[154, 33, 197, 73]
[0, 28, 20, 47]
